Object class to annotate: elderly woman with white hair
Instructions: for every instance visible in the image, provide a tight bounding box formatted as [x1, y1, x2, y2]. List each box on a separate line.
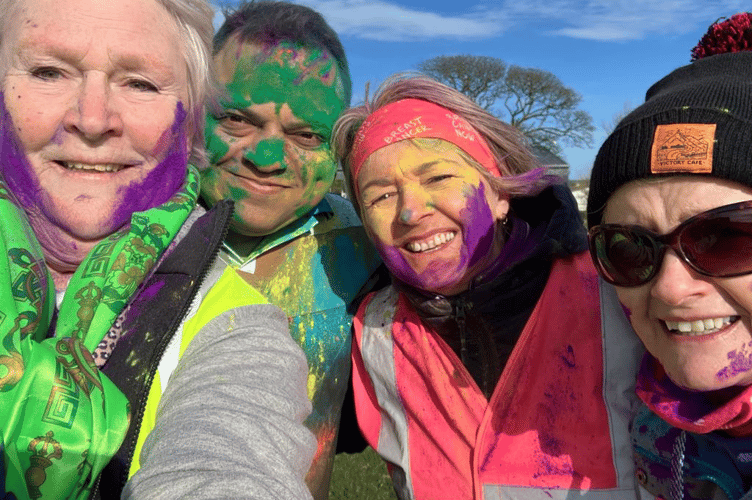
[0, 0, 314, 498]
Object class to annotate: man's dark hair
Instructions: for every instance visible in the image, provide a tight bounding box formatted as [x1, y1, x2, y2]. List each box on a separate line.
[215, 0, 351, 104]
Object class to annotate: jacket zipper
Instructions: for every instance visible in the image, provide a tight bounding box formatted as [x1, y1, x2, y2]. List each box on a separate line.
[109, 200, 234, 495]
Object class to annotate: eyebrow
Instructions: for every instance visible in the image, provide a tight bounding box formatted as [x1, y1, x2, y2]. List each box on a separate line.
[360, 177, 395, 193]
[223, 107, 262, 123]
[414, 160, 449, 176]
[286, 121, 325, 136]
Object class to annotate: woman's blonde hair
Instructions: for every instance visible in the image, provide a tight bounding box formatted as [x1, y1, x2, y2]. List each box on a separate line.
[332, 73, 556, 215]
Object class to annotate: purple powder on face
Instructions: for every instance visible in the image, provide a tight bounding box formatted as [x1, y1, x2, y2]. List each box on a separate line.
[371, 237, 422, 289]
[620, 304, 632, 320]
[109, 102, 188, 229]
[50, 125, 65, 145]
[0, 92, 42, 210]
[458, 183, 495, 269]
[373, 182, 498, 294]
[716, 341, 752, 381]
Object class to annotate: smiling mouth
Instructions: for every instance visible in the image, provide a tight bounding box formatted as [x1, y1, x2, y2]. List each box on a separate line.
[230, 171, 289, 190]
[56, 161, 126, 173]
[663, 316, 739, 336]
[405, 231, 456, 253]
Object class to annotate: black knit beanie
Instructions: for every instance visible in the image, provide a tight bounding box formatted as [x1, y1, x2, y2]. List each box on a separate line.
[587, 51, 752, 228]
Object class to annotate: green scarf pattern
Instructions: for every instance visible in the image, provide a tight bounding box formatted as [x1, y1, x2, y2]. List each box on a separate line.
[0, 166, 199, 499]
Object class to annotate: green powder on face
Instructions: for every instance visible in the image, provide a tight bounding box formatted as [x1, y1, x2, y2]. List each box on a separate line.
[205, 114, 230, 164]
[203, 39, 347, 229]
[294, 152, 337, 212]
[244, 137, 286, 168]
[204, 40, 345, 171]
[225, 41, 345, 140]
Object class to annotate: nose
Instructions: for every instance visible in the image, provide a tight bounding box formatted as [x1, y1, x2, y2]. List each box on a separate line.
[397, 184, 433, 225]
[63, 73, 123, 141]
[243, 136, 286, 173]
[650, 250, 711, 306]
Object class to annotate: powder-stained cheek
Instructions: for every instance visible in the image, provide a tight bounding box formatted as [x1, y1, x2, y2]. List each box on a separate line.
[369, 236, 419, 287]
[364, 183, 499, 293]
[109, 102, 188, 229]
[716, 341, 752, 381]
[0, 92, 42, 211]
[459, 183, 495, 269]
[205, 116, 231, 165]
[293, 150, 337, 218]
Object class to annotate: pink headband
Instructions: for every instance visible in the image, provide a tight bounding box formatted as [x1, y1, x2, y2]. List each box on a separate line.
[349, 99, 501, 186]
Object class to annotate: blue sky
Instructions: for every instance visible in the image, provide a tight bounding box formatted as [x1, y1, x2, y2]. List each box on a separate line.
[215, 0, 748, 180]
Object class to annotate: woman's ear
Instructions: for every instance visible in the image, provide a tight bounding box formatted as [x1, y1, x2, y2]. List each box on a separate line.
[490, 187, 510, 223]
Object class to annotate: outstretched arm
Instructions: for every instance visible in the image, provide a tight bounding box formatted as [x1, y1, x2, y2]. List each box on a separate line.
[123, 304, 315, 500]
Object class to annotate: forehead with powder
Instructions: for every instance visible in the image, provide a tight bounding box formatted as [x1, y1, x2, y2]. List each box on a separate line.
[214, 36, 346, 136]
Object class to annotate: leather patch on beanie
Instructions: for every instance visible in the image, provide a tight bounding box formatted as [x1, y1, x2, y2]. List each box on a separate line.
[651, 124, 715, 174]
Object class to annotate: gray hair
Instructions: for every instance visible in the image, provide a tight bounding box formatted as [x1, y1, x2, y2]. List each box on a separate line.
[0, 0, 217, 169]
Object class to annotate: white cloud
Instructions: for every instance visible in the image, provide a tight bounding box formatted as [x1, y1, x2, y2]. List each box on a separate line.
[216, 0, 747, 43]
[501, 0, 749, 42]
[301, 0, 507, 41]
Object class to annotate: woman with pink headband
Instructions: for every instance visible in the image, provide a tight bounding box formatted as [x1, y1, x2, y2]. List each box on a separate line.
[332, 75, 643, 499]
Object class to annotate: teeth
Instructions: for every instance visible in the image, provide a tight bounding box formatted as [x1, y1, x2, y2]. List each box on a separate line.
[407, 232, 455, 253]
[664, 317, 735, 336]
[62, 162, 124, 173]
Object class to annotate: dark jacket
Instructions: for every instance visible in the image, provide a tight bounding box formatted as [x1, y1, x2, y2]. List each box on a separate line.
[93, 201, 232, 498]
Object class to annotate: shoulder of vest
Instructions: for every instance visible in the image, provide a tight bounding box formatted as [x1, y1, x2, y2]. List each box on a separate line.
[314, 194, 364, 233]
[362, 286, 399, 328]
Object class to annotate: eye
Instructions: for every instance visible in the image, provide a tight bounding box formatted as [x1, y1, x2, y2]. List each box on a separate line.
[218, 112, 257, 136]
[223, 112, 249, 124]
[127, 79, 159, 92]
[427, 174, 453, 184]
[30, 66, 63, 81]
[289, 130, 324, 149]
[368, 191, 397, 206]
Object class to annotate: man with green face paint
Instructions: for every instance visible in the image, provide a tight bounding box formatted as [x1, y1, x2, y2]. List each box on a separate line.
[201, 2, 381, 498]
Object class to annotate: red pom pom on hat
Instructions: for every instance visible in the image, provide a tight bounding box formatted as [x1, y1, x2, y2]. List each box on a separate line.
[691, 13, 752, 61]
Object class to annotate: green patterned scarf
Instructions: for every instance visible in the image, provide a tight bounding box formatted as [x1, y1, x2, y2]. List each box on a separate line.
[0, 166, 199, 499]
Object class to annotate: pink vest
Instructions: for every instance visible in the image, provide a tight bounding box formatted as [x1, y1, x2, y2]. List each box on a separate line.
[352, 253, 643, 499]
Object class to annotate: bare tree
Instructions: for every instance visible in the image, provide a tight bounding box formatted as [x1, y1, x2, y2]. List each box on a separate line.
[418, 55, 595, 155]
[502, 66, 594, 153]
[601, 101, 635, 135]
[417, 55, 506, 110]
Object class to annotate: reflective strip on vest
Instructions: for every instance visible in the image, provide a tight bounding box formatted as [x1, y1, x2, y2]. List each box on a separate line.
[483, 485, 644, 499]
[128, 267, 268, 477]
[353, 254, 644, 499]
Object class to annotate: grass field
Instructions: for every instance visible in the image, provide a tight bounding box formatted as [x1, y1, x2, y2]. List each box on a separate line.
[329, 448, 398, 500]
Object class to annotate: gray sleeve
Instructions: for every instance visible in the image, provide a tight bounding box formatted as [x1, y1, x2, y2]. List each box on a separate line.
[122, 304, 315, 500]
